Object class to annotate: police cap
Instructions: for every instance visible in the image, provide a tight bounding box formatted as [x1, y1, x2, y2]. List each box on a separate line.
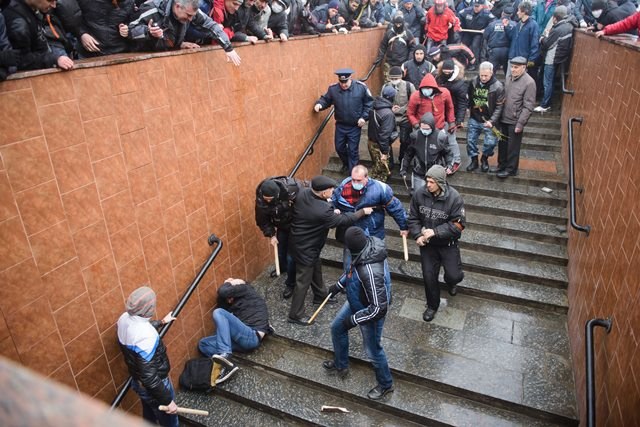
[335, 68, 355, 82]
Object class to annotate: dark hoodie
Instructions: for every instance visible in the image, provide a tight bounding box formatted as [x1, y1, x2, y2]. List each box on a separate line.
[368, 96, 397, 155]
[400, 112, 448, 178]
[592, 0, 636, 33]
[374, 18, 415, 66]
[436, 61, 468, 125]
[402, 44, 436, 89]
[407, 73, 455, 129]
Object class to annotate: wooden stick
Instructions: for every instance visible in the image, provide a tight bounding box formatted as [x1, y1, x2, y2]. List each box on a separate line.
[460, 28, 484, 34]
[308, 293, 332, 324]
[402, 235, 409, 261]
[158, 406, 209, 416]
[274, 243, 280, 276]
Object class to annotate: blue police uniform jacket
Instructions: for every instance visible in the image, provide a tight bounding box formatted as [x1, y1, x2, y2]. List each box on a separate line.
[484, 18, 513, 49]
[332, 177, 408, 240]
[317, 80, 374, 127]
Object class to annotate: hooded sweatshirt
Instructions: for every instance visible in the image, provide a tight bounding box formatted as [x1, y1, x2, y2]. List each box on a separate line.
[407, 73, 455, 129]
[400, 112, 449, 177]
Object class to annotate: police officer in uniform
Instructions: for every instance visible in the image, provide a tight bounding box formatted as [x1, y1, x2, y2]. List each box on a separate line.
[314, 68, 374, 173]
[483, 6, 515, 73]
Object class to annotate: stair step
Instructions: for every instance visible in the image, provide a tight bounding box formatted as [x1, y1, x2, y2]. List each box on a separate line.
[233, 335, 564, 427]
[176, 391, 300, 426]
[181, 359, 423, 426]
[249, 267, 577, 424]
[457, 125, 561, 141]
[320, 244, 569, 311]
[379, 219, 568, 265]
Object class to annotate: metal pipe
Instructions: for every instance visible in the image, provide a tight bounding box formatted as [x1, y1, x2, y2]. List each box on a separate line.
[585, 317, 612, 427]
[561, 62, 575, 95]
[568, 117, 591, 235]
[110, 234, 223, 410]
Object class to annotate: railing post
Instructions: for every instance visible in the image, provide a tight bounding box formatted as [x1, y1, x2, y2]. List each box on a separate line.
[585, 317, 613, 427]
[568, 117, 591, 235]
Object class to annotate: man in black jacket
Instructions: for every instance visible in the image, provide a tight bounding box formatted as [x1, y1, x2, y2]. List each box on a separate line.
[198, 278, 273, 383]
[408, 164, 465, 322]
[373, 13, 415, 81]
[400, 112, 449, 189]
[117, 286, 178, 427]
[367, 85, 397, 182]
[324, 227, 394, 400]
[3, 0, 75, 71]
[288, 175, 373, 325]
[255, 176, 304, 299]
[0, 13, 19, 81]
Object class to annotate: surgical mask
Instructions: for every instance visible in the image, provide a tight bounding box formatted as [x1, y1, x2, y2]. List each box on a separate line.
[389, 79, 401, 86]
[271, 1, 284, 13]
[592, 9, 602, 18]
[352, 182, 364, 191]
[421, 88, 434, 97]
[420, 128, 432, 136]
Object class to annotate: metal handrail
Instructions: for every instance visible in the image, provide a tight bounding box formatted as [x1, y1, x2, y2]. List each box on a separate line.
[561, 62, 574, 95]
[288, 62, 379, 178]
[585, 317, 612, 427]
[568, 117, 591, 235]
[110, 234, 224, 410]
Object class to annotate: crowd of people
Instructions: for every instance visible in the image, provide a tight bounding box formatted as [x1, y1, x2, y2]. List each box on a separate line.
[0, 0, 638, 81]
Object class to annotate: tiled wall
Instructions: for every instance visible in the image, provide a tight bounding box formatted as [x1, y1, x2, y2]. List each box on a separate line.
[0, 30, 383, 411]
[562, 31, 640, 427]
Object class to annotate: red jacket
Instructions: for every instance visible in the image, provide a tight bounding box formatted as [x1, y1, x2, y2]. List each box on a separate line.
[603, 12, 640, 35]
[407, 73, 455, 129]
[212, 0, 235, 41]
[425, 7, 460, 43]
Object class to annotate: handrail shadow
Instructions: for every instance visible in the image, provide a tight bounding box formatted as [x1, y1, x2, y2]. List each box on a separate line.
[568, 117, 591, 235]
[110, 234, 224, 410]
[561, 62, 575, 95]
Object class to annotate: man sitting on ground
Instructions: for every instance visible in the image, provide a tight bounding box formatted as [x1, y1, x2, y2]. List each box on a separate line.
[199, 278, 273, 384]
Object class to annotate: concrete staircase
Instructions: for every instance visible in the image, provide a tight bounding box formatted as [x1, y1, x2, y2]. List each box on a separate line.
[176, 98, 579, 425]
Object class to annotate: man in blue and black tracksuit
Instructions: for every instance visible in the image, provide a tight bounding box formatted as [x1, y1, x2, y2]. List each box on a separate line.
[314, 68, 374, 173]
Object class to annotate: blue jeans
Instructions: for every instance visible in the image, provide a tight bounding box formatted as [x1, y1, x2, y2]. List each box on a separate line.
[466, 117, 498, 157]
[198, 308, 260, 357]
[330, 302, 393, 389]
[541, 64, 556, 108]
[277, 228, 296, 286]
[131, 377, 179, 427]
[335, 123, 362, 171]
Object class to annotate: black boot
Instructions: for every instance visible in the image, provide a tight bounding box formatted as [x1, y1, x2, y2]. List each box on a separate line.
[466, 156, 478, 172]
[480, 155, 489, 172]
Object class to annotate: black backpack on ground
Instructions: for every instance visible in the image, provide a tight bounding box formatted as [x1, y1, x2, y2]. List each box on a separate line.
[179, 357, 219, 392]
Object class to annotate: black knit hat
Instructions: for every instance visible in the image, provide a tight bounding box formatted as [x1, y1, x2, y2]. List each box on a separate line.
[311, 175, 337, 191]
[260, 180, 280, 197]
[344, 226, 368, 253]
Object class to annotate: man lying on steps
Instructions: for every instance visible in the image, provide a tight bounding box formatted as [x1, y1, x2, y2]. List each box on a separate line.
[198, 278, 273, 384]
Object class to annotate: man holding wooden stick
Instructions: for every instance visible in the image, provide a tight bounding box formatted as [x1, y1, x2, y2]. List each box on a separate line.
[323, 226, 394, 400]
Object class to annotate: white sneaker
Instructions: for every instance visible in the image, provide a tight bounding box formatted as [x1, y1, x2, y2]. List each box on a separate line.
[534, 106, 550, 113]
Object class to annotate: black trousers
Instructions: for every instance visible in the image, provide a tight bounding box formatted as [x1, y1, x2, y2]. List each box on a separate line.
[488, 47, 509, 73]
[498, 123, 524, 174]
[419, 243, 464, 311]
[289, 258, 328, 320]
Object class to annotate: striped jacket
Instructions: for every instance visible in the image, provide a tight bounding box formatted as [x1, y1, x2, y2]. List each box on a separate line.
[335, 236, 390, 328]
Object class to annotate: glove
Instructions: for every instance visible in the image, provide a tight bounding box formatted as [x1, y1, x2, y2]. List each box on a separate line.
[0, 49, 19, 67]
[527, 61, 535, 68]
[328, 283, 342, 296]
[580, 20, 587, 28]
[341, 314, 356, 330]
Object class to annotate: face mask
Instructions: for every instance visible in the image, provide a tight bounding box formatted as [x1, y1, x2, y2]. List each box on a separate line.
[352, 182, 364, 191]
[592, 9, 602, 18]
[421, 88, 434, 98]
[271, 2, 284, 13]
[420, 128, 432, 136]
[389, 79, 401, 86]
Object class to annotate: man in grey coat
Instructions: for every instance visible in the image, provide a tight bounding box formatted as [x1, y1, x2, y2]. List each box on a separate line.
[495, 56, 536, 178]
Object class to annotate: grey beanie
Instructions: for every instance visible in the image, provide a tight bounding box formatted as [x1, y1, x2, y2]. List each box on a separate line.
[426, 165, 447, 192]
[126, 286, 157, 318]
